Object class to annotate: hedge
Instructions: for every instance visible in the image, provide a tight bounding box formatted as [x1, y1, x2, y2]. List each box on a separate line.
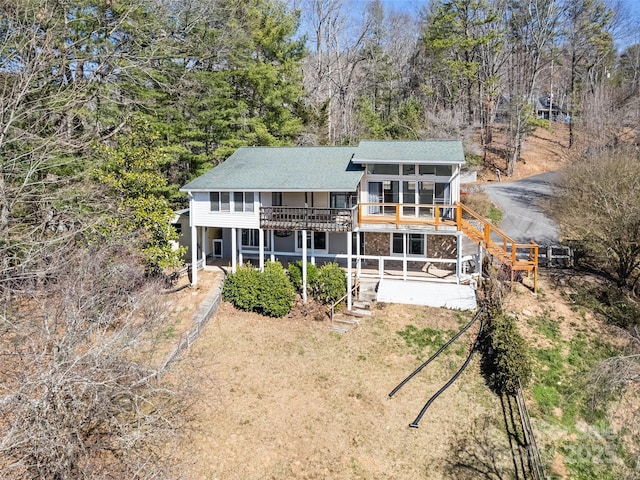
[223, 262, 295, 318]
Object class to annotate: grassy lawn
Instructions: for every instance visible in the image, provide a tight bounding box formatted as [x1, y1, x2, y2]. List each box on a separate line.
[164, 272, 640, 480]
[169, 302, 512, 480]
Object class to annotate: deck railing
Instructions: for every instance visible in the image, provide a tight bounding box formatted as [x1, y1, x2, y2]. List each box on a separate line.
[260, 206, 357, 232]
[457, 203, 538, 291]
[262, 201, 538, 291]
[358, 203, 458, 230]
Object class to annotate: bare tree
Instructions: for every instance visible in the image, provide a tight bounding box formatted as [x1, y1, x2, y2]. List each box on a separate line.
[0, 244, 184, 479]
[554, 147, 640, 291]
[302, 0, 376, 143]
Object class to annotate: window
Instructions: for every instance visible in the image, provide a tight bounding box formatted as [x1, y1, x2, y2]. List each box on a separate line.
[272, 192, 282, 206]
[392, 233, 424, 255]
[210, 192, 230, 212]
[330, 192, 356, 209]
[408, 234, 425, 255]
[241, 229, 269, 249]
[435, 165, 452, 176]
[402, 164, 416, 175]
[296, 231, 327, 251]
[418, 165, 436, 175]
[367, 164, 399, 175]
[392, 233, 404, 254]
[233, 192, 255, 212]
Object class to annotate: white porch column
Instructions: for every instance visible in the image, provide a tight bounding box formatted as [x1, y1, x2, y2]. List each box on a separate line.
[191, 224, 198, 285]
[259, 229, 265, 271]
[356, 232, 361, 281]
[456, 233, 462, 284]
[302, 230, 307, 303]
[402, 233, 408, 281]
[270, 230, 275, 262]
[347, 231, 352, 311]
[231, 227, 237, 273]
[201, 226, 207, 265]
[237, 228, 243, 265]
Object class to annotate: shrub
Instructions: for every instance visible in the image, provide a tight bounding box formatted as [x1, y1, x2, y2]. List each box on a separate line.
[222, 264, 260, 312]
[287, 261, 319, 292]
[485, 313, 532, 395]
[314, 262, 347, 304]
[258, 261, 295, 317]
[223, 262, 295, 318]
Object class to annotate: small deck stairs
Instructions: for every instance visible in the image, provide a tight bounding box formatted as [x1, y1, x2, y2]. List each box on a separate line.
[329, 281, 377, 334]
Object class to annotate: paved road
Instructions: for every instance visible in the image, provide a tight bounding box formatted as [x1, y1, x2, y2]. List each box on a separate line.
[481, 171, 560, 245]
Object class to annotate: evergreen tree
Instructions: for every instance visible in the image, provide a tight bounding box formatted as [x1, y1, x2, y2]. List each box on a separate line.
[96, 120, 184, 272]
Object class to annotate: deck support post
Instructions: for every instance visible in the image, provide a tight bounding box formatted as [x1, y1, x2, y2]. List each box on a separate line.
[356, 232, 361, 282]
[201, 227, 207, 266]
[476, 241, 483, 276]
[231, 228, 237, 273]
[402, 232, 407, 281]
[302, 230, 307, 303]
[270, 230, 275, 262]
[259, 228, 265, 272]
[190, 224, 198, 286]
[347, 232, 352, 311]
[456, 233, 462, 284]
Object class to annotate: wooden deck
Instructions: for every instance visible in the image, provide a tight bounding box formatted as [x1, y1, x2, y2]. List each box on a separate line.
[260, 206, 356, 232]
[260, 202, 539, 291]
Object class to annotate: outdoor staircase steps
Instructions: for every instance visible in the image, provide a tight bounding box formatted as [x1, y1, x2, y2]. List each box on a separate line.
[329, 299, 373, 334]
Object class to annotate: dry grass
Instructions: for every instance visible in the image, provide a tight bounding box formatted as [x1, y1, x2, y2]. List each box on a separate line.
[168, 301, 513, 479]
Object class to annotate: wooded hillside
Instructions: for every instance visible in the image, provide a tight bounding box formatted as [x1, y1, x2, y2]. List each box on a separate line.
[1, 1, 639, 477]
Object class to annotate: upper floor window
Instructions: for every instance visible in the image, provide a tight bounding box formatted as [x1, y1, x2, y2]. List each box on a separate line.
[330, 192, 356, 209]
[233, 192, 254, 213]
[272, 192, 283, 206]
[210, 192, 230, 212]
[402, 164, 415, 175]
[367, 164, 399, 175]
[417, 165, 453, 176]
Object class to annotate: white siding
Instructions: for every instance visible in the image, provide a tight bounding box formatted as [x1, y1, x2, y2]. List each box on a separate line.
[191, 192, 260, 229]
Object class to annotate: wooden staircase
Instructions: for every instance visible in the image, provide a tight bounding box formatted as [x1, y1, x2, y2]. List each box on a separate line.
[456, 203, 539, 292]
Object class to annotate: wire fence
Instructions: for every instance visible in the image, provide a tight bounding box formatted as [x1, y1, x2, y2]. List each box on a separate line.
[515, 381, 547, 480]
[160, 286, 222, 370]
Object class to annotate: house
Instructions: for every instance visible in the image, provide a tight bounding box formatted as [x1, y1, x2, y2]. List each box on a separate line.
[180, 140, 538, 308]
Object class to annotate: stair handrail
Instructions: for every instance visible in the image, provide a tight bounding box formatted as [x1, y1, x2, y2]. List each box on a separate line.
[457, 202, 538, 266]
[327, 277, 359, 321]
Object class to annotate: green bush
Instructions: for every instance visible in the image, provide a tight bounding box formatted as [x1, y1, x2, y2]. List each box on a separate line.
[287, 261, 319, 292]
[223, 262, 295, 317]
[222, 264, 261, 311]
[314, 262, 347, 304]
[486, 313, 532, 395]
[258, 261, 296, 317]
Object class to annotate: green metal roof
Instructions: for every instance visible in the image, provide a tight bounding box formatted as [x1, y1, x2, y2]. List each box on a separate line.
[180, 140, 466, 192]
[353, 140, 465, 164]
[181, 146, 363, 192]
